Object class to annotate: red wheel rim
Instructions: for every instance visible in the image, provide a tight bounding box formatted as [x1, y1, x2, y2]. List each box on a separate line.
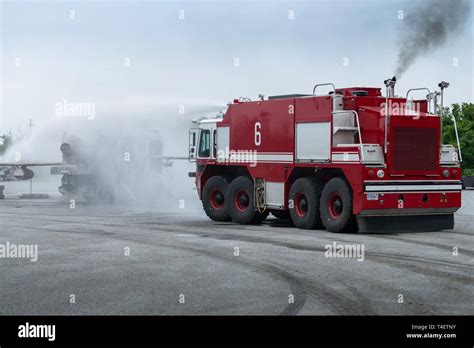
[328, 193, 343, 219]
[294, 192, 308, 218]
[235, 189, 250, 212]
[210, 189, 225, 209]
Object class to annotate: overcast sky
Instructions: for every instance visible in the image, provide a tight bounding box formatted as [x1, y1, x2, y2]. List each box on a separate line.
[1, 0, 472, 133]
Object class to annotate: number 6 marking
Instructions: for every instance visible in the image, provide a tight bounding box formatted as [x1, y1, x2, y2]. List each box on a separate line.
[254, 122, 262, 146]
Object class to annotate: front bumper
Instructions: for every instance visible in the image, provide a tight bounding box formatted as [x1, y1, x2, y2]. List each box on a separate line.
[357, 213, 454, 233]
[359, 181, 462, 214]
[355, 180, 461, 233]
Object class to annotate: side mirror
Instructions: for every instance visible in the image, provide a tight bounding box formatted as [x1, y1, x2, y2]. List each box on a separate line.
[189, 128, 199, 161]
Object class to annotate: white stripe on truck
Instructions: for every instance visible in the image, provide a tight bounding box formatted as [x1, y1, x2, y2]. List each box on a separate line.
[365, 184, 462, 192]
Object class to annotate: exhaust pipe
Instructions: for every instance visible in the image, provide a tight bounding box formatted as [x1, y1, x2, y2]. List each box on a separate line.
[384, 76, 396, 97]
[383, 76, 396, 153]
[438, 81, 449, 142]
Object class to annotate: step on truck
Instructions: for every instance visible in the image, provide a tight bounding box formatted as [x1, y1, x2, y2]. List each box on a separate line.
[188, 77, 462, 233]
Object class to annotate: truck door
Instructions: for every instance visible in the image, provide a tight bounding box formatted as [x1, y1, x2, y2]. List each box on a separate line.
[189, 128, 199, 161]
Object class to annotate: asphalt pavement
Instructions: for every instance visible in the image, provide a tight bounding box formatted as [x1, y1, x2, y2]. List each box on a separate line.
[0, 182, 472, 315]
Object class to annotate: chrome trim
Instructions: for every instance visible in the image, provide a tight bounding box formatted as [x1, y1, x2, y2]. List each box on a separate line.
[313, 83, 336, 96]
[406, 87, 432, 114]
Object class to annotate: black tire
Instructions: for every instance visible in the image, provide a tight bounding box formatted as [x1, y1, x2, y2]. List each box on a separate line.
[320, 177, 358, 233]
[289, 177, 325, 229]
[271, 210, 291, 220]
[227, 176, 260, 224]
[202, 176, 231, 222]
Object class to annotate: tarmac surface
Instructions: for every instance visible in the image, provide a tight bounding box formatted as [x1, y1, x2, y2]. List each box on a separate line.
[0, 181, 472, 315]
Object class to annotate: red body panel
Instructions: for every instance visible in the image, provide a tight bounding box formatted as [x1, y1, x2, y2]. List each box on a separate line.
[356, 106, 384, 145]
[226, 100, 295, 154]
[295, 96, 332, 122]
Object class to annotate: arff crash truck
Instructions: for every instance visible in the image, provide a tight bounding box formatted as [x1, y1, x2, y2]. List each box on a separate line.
[188, 78, 462, 233]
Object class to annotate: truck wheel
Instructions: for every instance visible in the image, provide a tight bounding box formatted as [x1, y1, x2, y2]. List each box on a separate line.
[320, 177, 357, 233]
[227, 176, 260, 224]
[202, 176, 231, 222]
[289, 177, 325, 229]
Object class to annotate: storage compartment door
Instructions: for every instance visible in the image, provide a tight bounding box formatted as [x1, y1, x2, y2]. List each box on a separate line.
[296, 122, 331, 162]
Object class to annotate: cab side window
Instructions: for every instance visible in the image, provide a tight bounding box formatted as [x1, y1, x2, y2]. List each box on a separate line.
[198, 129, 211, 157]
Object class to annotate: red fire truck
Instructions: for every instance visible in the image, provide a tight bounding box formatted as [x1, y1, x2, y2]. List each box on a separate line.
[189, 78, 462, 233]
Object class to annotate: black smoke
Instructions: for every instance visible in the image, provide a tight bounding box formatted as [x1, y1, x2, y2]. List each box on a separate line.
[395, 0, 471, 78]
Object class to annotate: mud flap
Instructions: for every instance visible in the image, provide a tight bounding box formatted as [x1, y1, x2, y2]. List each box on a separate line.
[356, 214, 454, 233]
